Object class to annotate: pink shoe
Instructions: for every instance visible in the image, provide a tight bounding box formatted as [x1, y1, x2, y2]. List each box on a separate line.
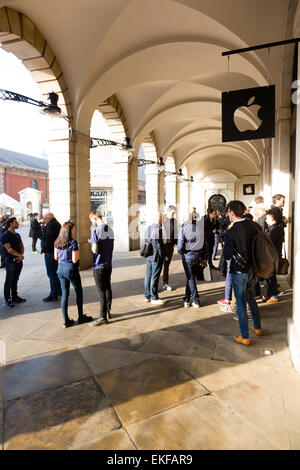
[217, 299, 230, 306]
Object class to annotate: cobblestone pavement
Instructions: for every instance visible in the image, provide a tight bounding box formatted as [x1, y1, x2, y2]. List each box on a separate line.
[0, 226, 299, 450]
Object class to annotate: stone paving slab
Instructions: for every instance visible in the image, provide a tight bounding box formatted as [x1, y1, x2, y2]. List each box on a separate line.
[70, 428, 136, 450]
[126, 395, 278, 450]
[97, 357, 208, 426]
[80, 344, 158, 376]
[5, 348, 93, 401]
[139, 328, 218, 359]
[4, 338, 71, 363]
[213, 335, 292, 367]
[215, 377, 291, 449]
[4, 378, 121, 450]
[164, 355, 270, 392]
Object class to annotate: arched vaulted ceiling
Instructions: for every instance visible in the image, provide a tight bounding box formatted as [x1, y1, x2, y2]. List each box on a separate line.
[1, 0, 291, 179]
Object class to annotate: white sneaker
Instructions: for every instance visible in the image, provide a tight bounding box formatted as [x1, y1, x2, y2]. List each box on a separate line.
[163, 284, 172, 291]
[183, 301, 190, 308]
[221, 305, 237, 314]
[192, 302, 200, 308]
[144, 298, 151, 303]
[151, 299, 166, 305]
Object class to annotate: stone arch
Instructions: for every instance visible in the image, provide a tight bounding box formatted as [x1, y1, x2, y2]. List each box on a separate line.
[0, 7, 74, 227]
[0, 7, 72, 120]
[97, 95, 128, 143]
[94, 95, 138, 251]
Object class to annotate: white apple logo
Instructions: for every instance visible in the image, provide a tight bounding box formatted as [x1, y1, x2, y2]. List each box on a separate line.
[233, 96, 262, 132]
[245, 185, 253, 194]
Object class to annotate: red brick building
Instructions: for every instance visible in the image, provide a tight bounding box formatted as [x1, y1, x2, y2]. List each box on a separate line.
[0, 147, 49, 210]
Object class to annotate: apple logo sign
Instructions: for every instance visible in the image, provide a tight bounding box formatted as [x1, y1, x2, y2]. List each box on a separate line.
[222, 85, 275, 143]
[233, 96, 262, 133]
[245, 185, 253, 194]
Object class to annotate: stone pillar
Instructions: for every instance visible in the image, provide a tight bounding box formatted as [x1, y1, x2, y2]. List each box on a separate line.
[272, 109, 291, 252]
[165, 174, 177, 209]
[288, 52, 300, 371]
[47, 125, 76, 224]
[145, 166, 164, 226]
[73, 132, 92, 269]
[179, 181, 189, 224]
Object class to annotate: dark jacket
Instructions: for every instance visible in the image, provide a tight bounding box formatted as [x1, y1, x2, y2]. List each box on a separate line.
[144, 223, 165, 262]
[204, 215, 216, 249]
[162, 216, 178, 245]
[41, 218, 61, 254]
[265, 223, 284, 260]
[178, 218, 209, 260]
[29, 217, 42, 239]
[258, 205, 286, 231]
[223, 218, 260, 273]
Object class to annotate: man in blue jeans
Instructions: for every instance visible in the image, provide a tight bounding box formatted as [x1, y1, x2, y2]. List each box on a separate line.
[223, 200, 263, 346]
[178, 214, 208, 308]
[41, 213, 62, 301]
[144, 212, 165, 305]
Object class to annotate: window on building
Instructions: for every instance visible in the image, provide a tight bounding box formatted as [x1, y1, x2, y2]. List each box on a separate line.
[32, 179, 39, 190]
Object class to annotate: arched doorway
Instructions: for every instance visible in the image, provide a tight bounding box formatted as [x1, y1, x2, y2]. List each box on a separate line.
[208, 194, 226, 214]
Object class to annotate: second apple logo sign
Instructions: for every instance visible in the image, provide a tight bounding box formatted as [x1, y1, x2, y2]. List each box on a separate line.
[222, 85, 275, 142]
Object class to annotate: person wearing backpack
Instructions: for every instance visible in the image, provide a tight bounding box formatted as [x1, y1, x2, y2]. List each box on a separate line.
[223, 200, 263, 346]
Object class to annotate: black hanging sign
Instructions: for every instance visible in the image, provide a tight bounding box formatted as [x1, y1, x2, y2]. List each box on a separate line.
[222, 85, 275, 142]
[243, 184, 255, 195]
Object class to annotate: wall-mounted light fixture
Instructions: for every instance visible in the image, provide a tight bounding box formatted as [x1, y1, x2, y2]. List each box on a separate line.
[164, 167, 194, 183]
[0, 88, 70, 122]
[138, 156, 165, 173]
[0, 88, 135, 162]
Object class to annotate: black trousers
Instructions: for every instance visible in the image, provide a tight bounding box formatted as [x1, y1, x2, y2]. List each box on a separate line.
[93, 267, 112, 318]
[31, 237, 38, 251]
[4, 260, 23, 301]
[162, 243, 174, 284]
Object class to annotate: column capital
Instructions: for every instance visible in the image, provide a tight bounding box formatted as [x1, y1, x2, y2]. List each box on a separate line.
[73, 130, 91, 146]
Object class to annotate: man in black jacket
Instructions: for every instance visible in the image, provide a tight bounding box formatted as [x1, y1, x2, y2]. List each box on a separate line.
[29, 213, 42, 253]
[204, 208, 218, 269]
[41, 212, 62, 301]
[223, 200, 263, 346]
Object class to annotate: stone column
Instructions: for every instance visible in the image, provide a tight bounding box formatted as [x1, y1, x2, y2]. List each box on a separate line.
[145, 165, 164, 226]
[179, 181, 189, 224]
[288, 53, 300, 371]
[73, 131, 92, 269]
[165, 174, 177, 209]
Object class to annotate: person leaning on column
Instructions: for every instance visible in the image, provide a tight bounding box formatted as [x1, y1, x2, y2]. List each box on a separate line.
[161, 205, 178, 291]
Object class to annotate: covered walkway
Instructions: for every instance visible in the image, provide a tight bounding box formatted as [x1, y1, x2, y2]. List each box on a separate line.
[0, 228, 299, 450]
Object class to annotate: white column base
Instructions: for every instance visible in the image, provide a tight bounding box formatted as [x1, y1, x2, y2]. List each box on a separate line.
[288, 318, 300, 372]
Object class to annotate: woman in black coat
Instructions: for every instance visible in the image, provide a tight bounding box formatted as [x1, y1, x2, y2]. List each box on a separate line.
[29, 213, 42, 253]
[263, 208, 284, 303]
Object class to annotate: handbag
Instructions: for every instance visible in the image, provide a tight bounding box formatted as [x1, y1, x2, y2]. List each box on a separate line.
[203, 265, 212, 282]
[140, 228, 155, 258]
[278, 243, 289, 275]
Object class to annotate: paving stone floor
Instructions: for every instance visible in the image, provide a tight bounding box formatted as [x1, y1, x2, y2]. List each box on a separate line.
[0, 227, 299, 450]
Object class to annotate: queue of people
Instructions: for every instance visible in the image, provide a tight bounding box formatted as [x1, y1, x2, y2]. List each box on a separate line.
[0, 197, 288, 343]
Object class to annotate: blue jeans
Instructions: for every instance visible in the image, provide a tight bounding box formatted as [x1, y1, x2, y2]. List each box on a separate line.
[44, 253, 61, 297]
[4, 260, 23, 300]
[231, 272, 261, 339]
[144, 259, 163, 300]
[57, 261, 83, 321]
[182, 258, 199, 304]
